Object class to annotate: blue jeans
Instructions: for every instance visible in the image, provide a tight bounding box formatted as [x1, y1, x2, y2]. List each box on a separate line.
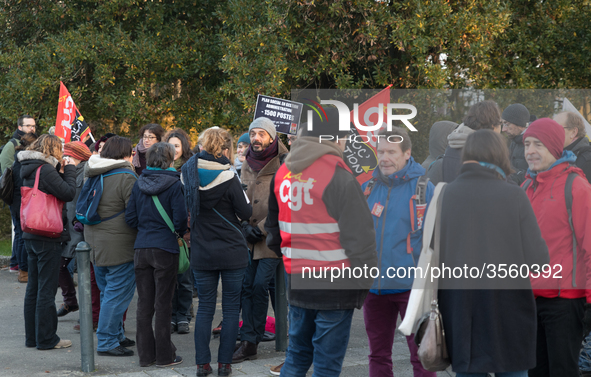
[281, 305, 354, 377]
[23, 240, 62, 349]
[11, 209, 27, 271]
[194, 268, 245, 365]
[580, 332, 591, 371]
[94, 262, 136, 352]
[240, 256, 280, 344]
[456, 373, 527, 377]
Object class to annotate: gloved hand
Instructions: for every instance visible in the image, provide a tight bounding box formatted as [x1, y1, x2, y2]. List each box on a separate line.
[241, 183, 248, 192]
[584, 303, 591, 335]
[73, 221, 84, 233]
[242, 221, 264, 244]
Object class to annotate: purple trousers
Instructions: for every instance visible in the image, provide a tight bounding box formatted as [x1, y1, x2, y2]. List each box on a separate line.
[363, 291, 436, 377]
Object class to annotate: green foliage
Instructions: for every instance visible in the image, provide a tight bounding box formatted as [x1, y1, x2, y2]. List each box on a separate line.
[0, 0, 590, 155]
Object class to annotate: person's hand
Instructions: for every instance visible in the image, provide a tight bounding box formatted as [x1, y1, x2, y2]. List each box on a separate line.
[73, 222, 84, 233]
[242, 221, 264, 244]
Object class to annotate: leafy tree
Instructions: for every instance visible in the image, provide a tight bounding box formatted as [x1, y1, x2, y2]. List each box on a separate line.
[1, 0, 590, 160]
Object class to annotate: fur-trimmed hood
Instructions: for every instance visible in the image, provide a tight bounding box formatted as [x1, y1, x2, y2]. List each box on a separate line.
[17, 150, 59, 167]
[85, 154, 135, 178]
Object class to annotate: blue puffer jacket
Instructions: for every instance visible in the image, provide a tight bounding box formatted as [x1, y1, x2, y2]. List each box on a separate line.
[362, 157, 434, 295]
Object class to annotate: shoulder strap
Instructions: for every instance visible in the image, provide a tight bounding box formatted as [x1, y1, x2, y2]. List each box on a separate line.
[33, 165, 43, 191]
[522, 178, 532, 191]
[10, 139, 18, 147]
[152, 195, 175, 233]
[415, 175, 430, 205]
[212, 208, 249, 248]
[432, 183, 447, 301]
[565, 172, 577, 288]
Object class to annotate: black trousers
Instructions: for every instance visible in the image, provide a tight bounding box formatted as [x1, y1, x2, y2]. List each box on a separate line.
[134, 248, 179, 366]
[529, 296, 585, 377]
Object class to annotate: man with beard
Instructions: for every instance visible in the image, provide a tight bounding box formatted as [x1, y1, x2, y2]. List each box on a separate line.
[233, 117, 289, 362]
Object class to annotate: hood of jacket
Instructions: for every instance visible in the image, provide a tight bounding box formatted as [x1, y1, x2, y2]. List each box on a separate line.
[447, 123, 475, 149]
[285, 136, 343, 174]
[137, 169, 181, 196]
[373, 156, 425, 187]
[85, 154, 134, 177]
[423, 121, 458, 168]
[197, 152, 236, 210]
[18, 150, 59, 178]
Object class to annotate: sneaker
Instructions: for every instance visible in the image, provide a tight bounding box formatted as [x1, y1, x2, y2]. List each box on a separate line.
[171, 322, 177, 334]
[57, 303, 79, 317]
[177, 322, 190, 334]
[269, 361, 284, 376]
[9, 265, 18, 273]
[218, 362, 232, 376]
[157, 355, 183, 368]
[119, 337, 135, 347]
[51, 339, 72, 349]
[196, 363, 213, 376]
[97, 345, 134, 357]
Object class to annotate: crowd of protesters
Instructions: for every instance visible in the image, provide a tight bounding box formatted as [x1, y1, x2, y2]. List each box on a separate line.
[3, 98, 591, 377]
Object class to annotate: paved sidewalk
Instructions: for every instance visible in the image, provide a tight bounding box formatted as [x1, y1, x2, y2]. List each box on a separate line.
[0, 267, 453, 377]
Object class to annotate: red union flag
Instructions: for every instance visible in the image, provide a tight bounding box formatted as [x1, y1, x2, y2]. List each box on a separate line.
[342, 85, 392, 184]
[55, 82, 91, 142]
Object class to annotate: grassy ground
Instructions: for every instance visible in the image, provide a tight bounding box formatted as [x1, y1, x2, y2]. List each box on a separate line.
[0, 238, 12, 256]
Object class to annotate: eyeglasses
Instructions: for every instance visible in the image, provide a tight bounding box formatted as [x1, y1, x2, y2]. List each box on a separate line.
[143, 135, 157, 141]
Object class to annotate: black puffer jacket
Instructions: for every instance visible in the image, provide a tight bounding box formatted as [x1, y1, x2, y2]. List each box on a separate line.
[18, 151, 77, 243]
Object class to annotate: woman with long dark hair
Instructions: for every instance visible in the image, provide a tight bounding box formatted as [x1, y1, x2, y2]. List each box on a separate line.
[164, 128, 195, 334]
[437, 130, 549, 377]
[133, 123, 165, 176]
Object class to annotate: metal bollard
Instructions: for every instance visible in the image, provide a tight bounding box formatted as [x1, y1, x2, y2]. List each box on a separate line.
[76, 241, 95, 373]
[275, 261, 288, 352]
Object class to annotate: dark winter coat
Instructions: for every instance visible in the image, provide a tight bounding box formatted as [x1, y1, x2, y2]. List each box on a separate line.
[83, 155, 138, 267]
[125, 168, 187, 253]
[18, 151, 77, 243]
[507, 133, 528, 185]
[62, 161, 87, 259]
[565, 136, 591, 183]
[438, 163, 549, 373]
[190, 152, 252, 271]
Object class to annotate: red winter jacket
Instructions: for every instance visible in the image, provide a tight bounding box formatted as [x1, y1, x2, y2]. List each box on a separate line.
[524, 161, 591, 302]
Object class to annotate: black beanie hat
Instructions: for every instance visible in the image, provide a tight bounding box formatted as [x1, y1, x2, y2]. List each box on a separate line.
[502, 104, 530, 128]
[300, 106, 349, 138]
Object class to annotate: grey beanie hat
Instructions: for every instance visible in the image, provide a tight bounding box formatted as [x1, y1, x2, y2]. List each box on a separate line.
[502, 104, 530, 128]
[249, 117, 277, 140]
